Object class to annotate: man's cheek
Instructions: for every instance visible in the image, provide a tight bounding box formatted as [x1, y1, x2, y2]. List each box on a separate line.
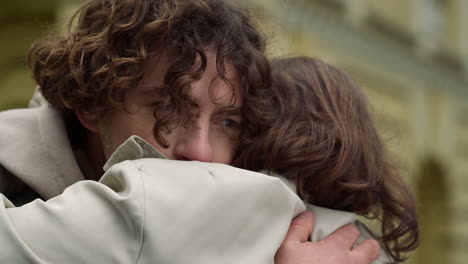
[217, 141, 238, 164]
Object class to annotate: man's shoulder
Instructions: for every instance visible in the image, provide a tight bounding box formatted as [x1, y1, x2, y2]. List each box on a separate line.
[0, 108, 43, 204]
[0, 107, 42, 136]
[0, 105, 72, 201]
[0, 106, 40, 119]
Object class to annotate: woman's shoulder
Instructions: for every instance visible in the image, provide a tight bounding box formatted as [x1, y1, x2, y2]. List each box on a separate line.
[306, 204, 393, 264]
[306, 204, 358, 241]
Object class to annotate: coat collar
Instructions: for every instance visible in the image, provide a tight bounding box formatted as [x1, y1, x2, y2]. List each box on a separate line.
[103, 135, 167, 171]
[0, 104, 84, 199]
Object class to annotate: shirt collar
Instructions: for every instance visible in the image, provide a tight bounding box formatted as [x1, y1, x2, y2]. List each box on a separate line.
[103, 136, 167, 171]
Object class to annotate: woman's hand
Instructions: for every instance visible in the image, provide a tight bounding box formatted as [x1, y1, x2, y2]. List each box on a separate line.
[275, 211, 381, 264]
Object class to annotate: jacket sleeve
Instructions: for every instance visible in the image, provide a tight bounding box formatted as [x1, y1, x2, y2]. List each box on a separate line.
[0, 165, 144, 264]
[306, 204, 393, 264]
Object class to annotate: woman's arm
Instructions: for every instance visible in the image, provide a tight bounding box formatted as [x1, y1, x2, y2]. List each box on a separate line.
[0, 169, 143, 264]
[276, 211, 382, 264]
[0, 159, 381, 264]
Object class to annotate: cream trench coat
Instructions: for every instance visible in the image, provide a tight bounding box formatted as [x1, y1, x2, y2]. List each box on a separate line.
[0, 136, 392, 263]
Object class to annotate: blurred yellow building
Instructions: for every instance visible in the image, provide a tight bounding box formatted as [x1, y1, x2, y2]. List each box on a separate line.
[246, 0, 468, 263]
[0, 0, 467, 263]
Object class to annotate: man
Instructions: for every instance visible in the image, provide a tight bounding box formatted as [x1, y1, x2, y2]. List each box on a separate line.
[0, 0, 380, 263]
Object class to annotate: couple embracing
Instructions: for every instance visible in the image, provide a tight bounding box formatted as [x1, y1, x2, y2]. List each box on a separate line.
[0, 0, 418, 263]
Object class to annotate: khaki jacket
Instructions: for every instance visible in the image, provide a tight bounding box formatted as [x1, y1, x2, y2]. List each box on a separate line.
[0, 98, 85, 204]
[0, 136, 392, 263]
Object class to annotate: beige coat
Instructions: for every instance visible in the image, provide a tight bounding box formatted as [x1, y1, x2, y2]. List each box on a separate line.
[0, 136, 392, 263]
[0, 96, 85, 203]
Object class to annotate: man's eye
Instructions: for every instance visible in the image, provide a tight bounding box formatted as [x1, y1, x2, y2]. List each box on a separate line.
[221, 119, 239, 128]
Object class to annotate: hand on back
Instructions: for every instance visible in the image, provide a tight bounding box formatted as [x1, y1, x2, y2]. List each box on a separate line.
[275, 211, 381, 264]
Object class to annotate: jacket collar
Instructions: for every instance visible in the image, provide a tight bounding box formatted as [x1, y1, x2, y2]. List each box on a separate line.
[103, 135, 167, 171]
[0, 104, 85, 199]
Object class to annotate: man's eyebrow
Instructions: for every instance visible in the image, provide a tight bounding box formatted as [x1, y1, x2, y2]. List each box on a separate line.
[215, 106, 242, 117]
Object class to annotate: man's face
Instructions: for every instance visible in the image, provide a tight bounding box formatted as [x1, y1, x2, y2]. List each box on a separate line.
[97, 50, 242, 164]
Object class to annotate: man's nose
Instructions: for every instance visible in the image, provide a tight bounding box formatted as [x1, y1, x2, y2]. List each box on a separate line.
[173, 121, 213, 162]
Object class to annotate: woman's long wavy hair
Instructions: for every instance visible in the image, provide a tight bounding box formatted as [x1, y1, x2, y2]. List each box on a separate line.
[29, 0, 272, 148]
[234, 57, 419, 262]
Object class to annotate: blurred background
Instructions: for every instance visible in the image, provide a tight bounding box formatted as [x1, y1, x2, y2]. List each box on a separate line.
[0, 0, 467, 263]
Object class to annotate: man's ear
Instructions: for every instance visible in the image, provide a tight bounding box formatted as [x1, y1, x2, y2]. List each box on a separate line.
[75, 110, 99, 133]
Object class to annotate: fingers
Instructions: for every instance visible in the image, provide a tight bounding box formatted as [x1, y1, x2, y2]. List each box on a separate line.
[352, 239, 381, 264]
[283, 211, 315, 243]
[278, 218, 381, 264]
[322, 224, 360, 250]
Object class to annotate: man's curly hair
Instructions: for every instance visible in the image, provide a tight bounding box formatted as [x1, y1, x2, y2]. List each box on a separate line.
[29, 0, 272, 149]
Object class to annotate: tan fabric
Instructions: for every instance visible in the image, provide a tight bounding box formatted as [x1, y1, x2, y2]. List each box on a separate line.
[28, 86, 47, 108]
[0, 136, 392, 263]
[1, 159, 305, 264]
[0, 103, 84, 199]
[267, 173, 392, 264]
[306, 206, 392, 263]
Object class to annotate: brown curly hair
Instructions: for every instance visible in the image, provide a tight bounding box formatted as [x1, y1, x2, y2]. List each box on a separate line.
[29, 0, 272, 148]
[234, 57, 419, 262]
